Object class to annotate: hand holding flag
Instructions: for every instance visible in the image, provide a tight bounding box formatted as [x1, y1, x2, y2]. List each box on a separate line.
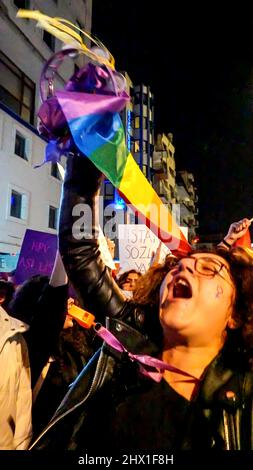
[17, 10, 191, 255]
[223, 218, 252, 248]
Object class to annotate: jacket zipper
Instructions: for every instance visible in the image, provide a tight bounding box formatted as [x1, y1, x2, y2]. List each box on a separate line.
[29, 349, 108, 449]
[222, 409, 240, 450]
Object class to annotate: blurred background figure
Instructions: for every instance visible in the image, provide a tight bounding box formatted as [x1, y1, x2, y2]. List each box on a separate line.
[105, 237, 115, 260]
[63, 297, 75, 329]
[116, 269, 142, 298]
[0, 280, 15, 314]
[31, 295, 99, 440]
[0, 304, 32, 449]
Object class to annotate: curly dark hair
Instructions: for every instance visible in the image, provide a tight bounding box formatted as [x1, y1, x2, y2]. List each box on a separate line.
[133, 255, 178, 307]
[220, 246, 253, 350]
[133, 248, 253, 353]
[9, 275, 49, 324]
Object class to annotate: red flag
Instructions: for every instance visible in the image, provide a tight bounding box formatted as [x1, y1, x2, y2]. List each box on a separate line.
[233, 229, 252, 248]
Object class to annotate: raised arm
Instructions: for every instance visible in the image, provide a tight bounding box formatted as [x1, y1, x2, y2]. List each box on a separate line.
[58, 154, 126, 322]
[218, 218, 251, 250]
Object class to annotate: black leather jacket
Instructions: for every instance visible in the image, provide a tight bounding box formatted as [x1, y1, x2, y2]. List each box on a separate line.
[31, 156, 253, 450]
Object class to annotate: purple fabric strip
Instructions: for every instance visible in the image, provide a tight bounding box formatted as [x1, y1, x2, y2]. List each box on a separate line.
[56, 90, 129, 120]
[95, 325, 200, 383]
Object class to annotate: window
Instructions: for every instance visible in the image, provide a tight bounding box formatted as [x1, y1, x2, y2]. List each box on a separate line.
[10, 190, 22, 218]
[51, 163, 61, 179]
[143, 117, 148, 130]
[134, 93, 140, 105]
[0, 51, 35, 124]
[13, 128, 31, 161]
[8, 186, 29, 222]
[48, 206, 58, 229]
[15, 131, 27, 160]
[76, 20, 86, 42]
[134, 141, 140, 153]
[134, 117, 140, 129]
[104, 181, 114, 197]
[43, 31, 55, 51]
[14, 0, 30, 8]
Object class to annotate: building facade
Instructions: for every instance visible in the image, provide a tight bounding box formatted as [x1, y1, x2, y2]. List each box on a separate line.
[152, 133, 176, 208]
[0, 0, 92, 257]
[101, 72, 134, 256]
[176, 170, 199, 242]
[133, 84, 154, 182]
[102, 71, 133, 216]
[152, 133, 199, 243]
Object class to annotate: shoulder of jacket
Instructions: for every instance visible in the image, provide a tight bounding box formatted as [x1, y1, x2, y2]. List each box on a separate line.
[0, 306, 29, 352]
[213, 369, 253, 411]
[119, 301, 146, 327]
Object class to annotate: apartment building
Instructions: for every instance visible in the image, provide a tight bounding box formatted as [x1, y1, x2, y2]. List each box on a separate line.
[0, 0, 92, 260]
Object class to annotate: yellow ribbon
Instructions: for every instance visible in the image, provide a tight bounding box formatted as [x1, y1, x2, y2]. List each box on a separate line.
[16, 9, 115, 70]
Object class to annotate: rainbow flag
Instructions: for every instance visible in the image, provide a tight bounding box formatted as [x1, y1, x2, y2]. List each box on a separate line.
[16, 10, 190, 254]
[55, 90, 190, 254]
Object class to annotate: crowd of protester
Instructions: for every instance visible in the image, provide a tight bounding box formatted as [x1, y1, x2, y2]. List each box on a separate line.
[1, 155, 253, 452]
[3, 8, 253, 454]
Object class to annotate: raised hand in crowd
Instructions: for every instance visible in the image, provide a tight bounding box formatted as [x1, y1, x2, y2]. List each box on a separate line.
[218, 217, 252, 249]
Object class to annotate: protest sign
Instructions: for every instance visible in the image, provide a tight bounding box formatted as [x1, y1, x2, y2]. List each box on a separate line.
[98, 227, 116, 270]
[15, 229, 57, 284]
[118, 224, 171, 273]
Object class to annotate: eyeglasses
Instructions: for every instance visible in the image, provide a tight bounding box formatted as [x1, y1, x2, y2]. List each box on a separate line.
[172, 256, 233, 284]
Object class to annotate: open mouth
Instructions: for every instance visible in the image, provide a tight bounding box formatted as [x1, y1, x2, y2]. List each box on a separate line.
[173, 278, 192, 299]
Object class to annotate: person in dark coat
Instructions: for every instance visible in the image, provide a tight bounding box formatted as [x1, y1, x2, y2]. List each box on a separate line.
[9, 251, 68, 388]
[30, 155, 253, 452]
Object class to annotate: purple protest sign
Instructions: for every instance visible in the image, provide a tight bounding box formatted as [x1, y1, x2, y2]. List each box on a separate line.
[15, 229, 57, 285]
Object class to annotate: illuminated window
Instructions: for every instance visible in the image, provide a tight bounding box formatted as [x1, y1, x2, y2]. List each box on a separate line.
[9, 188, 29, 220]
[134, 117, 140, 129]
[134, 141, 140, 153]
[10, 190, 22, 218]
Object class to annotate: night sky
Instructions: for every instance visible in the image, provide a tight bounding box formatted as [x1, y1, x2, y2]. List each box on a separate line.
[92, 1, 253, 236]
